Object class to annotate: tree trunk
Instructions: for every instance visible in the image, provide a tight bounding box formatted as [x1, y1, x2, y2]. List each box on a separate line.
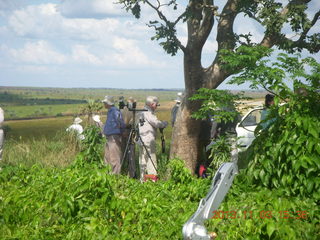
[169, 101, 203, 172]
[169, 49, 228, 173]
[169, 49, 210, 174]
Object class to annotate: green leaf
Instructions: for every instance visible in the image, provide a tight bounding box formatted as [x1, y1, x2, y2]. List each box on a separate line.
[267, 222, 276, 237]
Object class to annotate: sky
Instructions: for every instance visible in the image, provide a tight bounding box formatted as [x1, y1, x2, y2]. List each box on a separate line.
[0, 0, 319, 90]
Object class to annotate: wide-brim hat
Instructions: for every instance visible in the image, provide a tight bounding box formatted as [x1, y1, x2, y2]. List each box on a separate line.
[174, 92, 183, 102]
[92, 115, 101, 122]
[102, 95, 115, 105]
[74, 117, 82, 124]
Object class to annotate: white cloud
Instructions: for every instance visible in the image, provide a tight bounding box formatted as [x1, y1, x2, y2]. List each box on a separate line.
[8, 4, 60, 37]
[111, 37, 157, 66]
[0, 0, 25, 17]
[71, 45, 102, 65]
[59, 0, 129, 18]
[7, 3, 146, 43]
[9, 40, 66, 64]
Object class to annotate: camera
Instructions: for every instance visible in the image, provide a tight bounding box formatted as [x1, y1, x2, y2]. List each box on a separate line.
[119, 96, 137, 110]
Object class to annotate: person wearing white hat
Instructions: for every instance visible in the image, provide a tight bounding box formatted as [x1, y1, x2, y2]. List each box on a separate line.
[0, 107, 4, 160]
[92, 114, 104, 136]
[102, 95, 125, 174]
[66, 117, 85, 140]
[171, 92, 183, 127]
[92, 114, 103, 129]
[138, 96, 168, 181]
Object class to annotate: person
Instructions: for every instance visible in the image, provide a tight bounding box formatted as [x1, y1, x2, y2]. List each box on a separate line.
[138, 96, 168, 181]
[260, 94, 275, 130]
[92, 114, 103, 129]
[102, 95, 125, 174]
[66, 117, 85, 140]
[0, 107, 4, 160]
[171, 92, 183, 127]
[120, 97, 136, 178]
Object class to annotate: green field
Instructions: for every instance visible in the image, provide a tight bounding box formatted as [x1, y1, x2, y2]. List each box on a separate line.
[3, 104, 85, 119]
[4, 110, 172, 141]
[0, 86, 181, 120]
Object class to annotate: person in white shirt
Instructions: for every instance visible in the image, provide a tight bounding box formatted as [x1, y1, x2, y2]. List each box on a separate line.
[66, 117, 85, 140]
[138, 96, 168, 181]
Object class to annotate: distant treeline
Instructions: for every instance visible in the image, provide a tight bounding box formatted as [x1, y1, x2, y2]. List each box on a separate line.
[0, 92, 86, 106]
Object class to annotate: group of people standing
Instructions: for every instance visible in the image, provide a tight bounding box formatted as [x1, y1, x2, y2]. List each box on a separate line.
[101, 95, 169, 182]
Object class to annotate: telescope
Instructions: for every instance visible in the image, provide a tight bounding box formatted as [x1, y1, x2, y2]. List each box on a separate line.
[119, 96, 136, 110]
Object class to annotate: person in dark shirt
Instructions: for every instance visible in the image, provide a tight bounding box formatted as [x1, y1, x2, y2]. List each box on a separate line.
[102, 95, 125, 174]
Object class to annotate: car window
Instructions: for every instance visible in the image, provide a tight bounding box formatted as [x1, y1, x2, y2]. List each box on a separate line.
[241, 109, 262, 127]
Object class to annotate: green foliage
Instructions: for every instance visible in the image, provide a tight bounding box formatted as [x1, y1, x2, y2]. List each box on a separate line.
[0, 164, 114, 239]
[224, 50, 320, 199]
[118, 0, 181, 55]
[189, 88, 244, 124]
[246, 94, 320, 199]
[206, 135, 233, 176]
[207, 184, 319, 239]
[76, 125, 104, 165]
[167, 158, 193, 184]
[80, 99, 103, 123]
[236, 0, 320, 53]
[1, 159, 318, 239]
[0, 160, 210, 239]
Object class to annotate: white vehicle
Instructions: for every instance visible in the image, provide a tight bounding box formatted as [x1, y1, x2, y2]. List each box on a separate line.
[236, 107, 263, 151]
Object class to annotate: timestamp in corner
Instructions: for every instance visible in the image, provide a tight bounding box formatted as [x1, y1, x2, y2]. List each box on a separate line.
[211, 210, 309, 220]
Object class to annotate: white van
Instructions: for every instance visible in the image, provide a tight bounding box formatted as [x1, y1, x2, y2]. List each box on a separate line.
[236, 107, 263, 151]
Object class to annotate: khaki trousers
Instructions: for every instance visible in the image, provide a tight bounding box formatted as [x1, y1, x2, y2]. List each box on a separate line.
[139, 140, 157, 181]
[104, 135, 122, 174]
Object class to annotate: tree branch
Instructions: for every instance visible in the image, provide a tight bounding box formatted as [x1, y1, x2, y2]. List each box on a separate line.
[145, 0, 186, 52]
[198, 0, 216, 47]
[216, 0, 239, 52]
[259, 0, 316, 50]
[298, 9, 320, 41]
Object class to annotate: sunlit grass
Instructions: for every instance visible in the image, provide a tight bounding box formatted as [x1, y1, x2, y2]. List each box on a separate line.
[1, 131, 80, 168]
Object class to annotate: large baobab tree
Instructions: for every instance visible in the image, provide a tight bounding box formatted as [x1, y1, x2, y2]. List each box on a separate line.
[118, 0, 320, 172]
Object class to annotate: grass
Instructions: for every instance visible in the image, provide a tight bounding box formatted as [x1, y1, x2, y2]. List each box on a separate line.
[3, 104, 84, 119]
[1, 131, 80, 168]
[4, 116, 75, 140]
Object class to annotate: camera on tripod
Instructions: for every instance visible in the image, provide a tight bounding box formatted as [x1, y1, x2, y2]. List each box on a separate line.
[119, 96, 137, 110]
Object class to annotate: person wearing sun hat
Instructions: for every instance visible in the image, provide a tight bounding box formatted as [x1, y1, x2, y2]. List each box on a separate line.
[102, 95, 126, 174]
[92, 114, 103, 129]
[171, 92, 183, 127]
[138, 96, 168, 181]
[66, 117, 85, 140]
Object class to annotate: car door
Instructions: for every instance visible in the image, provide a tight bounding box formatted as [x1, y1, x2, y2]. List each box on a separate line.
[236, 107, 263, 151]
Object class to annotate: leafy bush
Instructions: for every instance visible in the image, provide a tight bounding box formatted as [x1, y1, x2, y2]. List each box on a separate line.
[206, 135, 234, 176]
[76, 125, 104, 165]
[167, 158, 193, 184]
[207, 182, 319, 239]
[0, 160, 210, 239]
[246, 93, 320, 198]
[1, 159, 318, 239]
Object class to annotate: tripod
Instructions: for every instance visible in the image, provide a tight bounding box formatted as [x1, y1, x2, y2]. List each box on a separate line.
[120, 108, 156, 179]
